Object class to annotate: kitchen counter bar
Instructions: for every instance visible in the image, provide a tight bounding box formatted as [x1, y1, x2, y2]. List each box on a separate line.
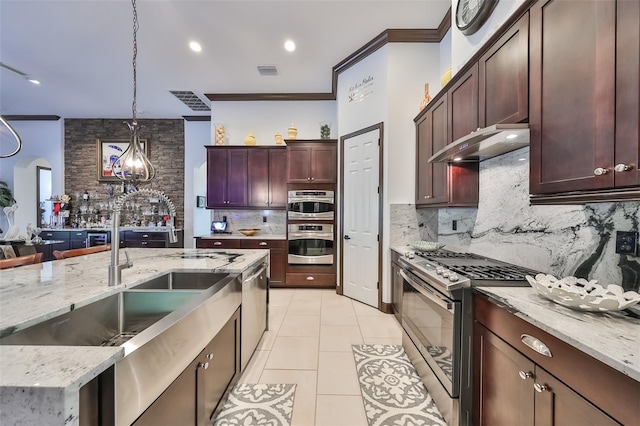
[0, 248, 268, 425]
[475, 287, 640, 382]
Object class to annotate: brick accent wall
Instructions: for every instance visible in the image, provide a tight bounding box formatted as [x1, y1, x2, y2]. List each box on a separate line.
[64, 119, 185, 227]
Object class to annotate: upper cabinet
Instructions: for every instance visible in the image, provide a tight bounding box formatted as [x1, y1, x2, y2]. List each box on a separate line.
[247, 147, 287, 208]
[478, 13, 529, 127]
[415, 75, 479, 207]
[206, 146, 287, 209]
[287, 140, 337, 183]
[529, 0, 640, 201]
[206, 147, 248, 208]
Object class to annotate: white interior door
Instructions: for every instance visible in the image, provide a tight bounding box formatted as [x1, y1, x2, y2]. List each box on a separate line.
[342, 128, 380, 307]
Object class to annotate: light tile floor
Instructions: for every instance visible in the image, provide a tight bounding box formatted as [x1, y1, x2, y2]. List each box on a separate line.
[238, 288, 403, 426]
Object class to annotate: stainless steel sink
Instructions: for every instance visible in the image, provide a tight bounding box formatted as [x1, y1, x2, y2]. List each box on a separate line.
[0, 271, 242, 425]
[133, 271, 230, 290]
[0, 290, 199, 347]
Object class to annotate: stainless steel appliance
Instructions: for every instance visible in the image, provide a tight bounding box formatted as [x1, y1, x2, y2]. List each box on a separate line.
[287, 190, 334, 220]
[398, 249, 538, 426]
[87, 231, 109, 247]
[288, 223, 334, 265]
[241, 262, 268, 370]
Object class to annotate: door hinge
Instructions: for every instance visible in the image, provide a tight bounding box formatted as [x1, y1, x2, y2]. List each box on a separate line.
[377, 234, 379, 242]
[378, 138, 380, 146]
[377, 186, 379, 194]
[377, 282, 379, 289]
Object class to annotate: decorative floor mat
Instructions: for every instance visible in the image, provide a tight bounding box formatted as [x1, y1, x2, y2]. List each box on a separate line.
[213, 383, 296, 426]
[352, 344, 447, 426]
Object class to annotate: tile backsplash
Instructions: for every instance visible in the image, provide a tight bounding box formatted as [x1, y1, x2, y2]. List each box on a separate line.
[211, 210, 286, 235]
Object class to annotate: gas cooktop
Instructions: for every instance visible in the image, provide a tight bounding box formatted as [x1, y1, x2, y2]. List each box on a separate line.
[400, 249, 539, 294]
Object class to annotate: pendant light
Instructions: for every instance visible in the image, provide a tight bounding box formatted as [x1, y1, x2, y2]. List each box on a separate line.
[113, 0, 156, 184]
[0, 115, 22, 158]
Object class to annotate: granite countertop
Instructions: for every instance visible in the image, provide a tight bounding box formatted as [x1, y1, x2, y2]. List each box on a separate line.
[196, 233, 286, 240]
[475, 287, 640, 382]
[0, 248, 268, 425]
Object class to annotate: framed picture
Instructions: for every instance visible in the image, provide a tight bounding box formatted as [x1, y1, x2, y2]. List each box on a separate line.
[97, 138, 148, 182]
[196, 196, 206, 208]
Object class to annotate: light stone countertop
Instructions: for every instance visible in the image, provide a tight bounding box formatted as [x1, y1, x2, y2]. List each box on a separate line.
[475, 287, 640, 382]
[196, 233, 286, 240]
[391, 246, 640, 382]
[0, 248, 268, 426]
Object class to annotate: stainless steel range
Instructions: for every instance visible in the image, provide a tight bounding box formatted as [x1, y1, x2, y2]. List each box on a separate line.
[397, 249, 538, 426]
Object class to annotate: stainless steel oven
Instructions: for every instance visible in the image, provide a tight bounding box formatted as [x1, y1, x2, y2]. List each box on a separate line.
[288, 223, 334, 265]
[287, 190, 334, 221]
[401, 267, 461, 397]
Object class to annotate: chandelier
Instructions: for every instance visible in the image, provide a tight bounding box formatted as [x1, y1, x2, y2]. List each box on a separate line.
[113, 0, 156, 184]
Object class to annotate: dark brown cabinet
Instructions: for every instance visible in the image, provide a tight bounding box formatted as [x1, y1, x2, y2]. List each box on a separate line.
[133, 308, 240, 426]
[206, 147, 248, 208]
[248, 147, 287, 208]
[448, 63, 479, 143]
[474, 294, 639, 426]
[195, 237, 286, 287]
[529, 0, 640, 200]
[287, 140, 337, 183]
[478, 13, 529, 127]
[416, 96, 479, 207]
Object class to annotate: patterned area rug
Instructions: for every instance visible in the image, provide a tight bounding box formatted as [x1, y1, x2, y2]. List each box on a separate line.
[213, 383, 296, 426]
[353, 344, 447, 426]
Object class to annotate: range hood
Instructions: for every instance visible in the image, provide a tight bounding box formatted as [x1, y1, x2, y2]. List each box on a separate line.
[428, 124, 529, 163]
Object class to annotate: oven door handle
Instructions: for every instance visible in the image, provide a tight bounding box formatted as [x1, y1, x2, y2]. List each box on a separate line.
[288, 233, 334, 240]
[288, 197, 334, 204]
[400, 270, 454, 312]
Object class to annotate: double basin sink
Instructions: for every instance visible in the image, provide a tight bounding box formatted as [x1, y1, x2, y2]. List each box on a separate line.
[0, 271, 242, 425]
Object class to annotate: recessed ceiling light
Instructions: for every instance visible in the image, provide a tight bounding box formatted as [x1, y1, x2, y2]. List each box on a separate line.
[453, 157, 462, 162]
[518, 158, 527, 161]
[27, 78, 40, 85]
[189, 41, 202, 52]
[506, 133, 518, 139]
[284, 40, 296, 52]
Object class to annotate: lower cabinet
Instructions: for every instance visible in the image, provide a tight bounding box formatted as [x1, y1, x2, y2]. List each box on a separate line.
[473, 294, 638, 425]
[133, 308, 240, 425]
[195, 238, 286, 287]
[122, 230, 184, 248]
[390, 258, 403, 323]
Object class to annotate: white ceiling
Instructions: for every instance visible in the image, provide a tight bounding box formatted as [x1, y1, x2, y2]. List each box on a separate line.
[0, 0, 450, 119]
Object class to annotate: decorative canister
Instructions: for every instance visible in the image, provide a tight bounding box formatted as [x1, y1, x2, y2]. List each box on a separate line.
[244, 133, 257, 145]
[275, 133, 283, 145]
[287, 124, 298, 139]
[215, 124, 225, 145]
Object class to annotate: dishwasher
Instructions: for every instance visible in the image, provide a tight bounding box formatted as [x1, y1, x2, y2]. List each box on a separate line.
[241, 261, 268, 370]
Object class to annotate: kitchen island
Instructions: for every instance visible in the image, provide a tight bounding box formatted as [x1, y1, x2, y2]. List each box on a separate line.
[0, 248, 269, 425]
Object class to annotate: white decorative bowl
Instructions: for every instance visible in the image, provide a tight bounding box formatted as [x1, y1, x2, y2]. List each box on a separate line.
[526, 274, 640, 312]
[408, 241, 445, 251]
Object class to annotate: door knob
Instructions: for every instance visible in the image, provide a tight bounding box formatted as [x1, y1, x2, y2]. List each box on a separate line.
[344, 235, 351, 240]
[593, 167, 608, 176]
[614, 164, 633, 172]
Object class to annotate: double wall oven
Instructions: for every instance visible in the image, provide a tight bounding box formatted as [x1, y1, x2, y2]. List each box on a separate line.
[398, 249, 537, 426]
[287, 190, 335, 267]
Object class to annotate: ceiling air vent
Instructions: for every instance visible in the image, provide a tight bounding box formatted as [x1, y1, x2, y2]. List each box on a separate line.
[169, 91, 211, 111]
[257, 65, 278, 76]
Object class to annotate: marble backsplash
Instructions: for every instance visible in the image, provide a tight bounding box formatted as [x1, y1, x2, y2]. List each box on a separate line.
[210, 209, 286, 235]
[389, 204, 438, 247]
[438, 147, 640, 291]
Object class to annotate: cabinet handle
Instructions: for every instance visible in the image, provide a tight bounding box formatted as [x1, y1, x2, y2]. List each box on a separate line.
[259, 242, 267, 246]
[142, 234, 149, 238]
[306, 276, 315, 281]
[214, 241, 222, 246]
[205, 353, 214, 360]
[518, 371, 533, 380]
[614, 164, 633, 172]
[142, 241, 148, 245]
[311, 177, 315, 181]
[533, 383, 548, 393]
[520, 334, 552, 357]
[307, 177, 311, 181]
[424, 195, 431, 199]
[593, 167, 608, 176]
[200, 362, 209, 370]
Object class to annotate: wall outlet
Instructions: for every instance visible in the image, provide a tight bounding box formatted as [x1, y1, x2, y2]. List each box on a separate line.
[263, 216, 267, 223]
[452, 220, 457, 231]
[615, 231, 639, 256]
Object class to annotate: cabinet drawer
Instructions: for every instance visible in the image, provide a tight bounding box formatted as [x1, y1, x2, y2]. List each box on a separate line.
[69, 231, 87, 241]
[240, 239, 286, 249]
[125, 231, 167, 241]
[196, 239, 241, 249]
[474, 293, 639, 425]
[286, 272, 335, 287]
[41, 231, 69, 240]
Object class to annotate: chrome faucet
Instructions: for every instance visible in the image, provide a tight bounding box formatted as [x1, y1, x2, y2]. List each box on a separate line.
[108, 188, 178, 286]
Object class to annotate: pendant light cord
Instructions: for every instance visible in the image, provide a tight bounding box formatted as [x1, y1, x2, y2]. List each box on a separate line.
[131, 0, 139, 123]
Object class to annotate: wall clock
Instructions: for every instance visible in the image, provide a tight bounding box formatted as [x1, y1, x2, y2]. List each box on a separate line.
[456, 0, 499, 36]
